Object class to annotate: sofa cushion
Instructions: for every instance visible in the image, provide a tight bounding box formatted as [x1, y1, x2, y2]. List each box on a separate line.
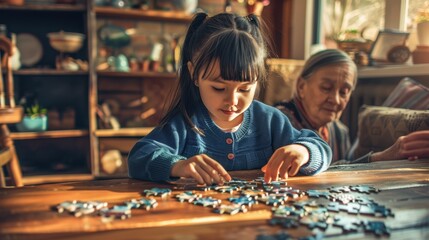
[355, 105, 429, 158]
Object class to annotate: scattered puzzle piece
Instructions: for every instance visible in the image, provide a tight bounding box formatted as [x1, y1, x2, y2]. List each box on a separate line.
[328, 186, 351, 193]
[350, 185, 380, 194]
[100, 205, 132, 220]
[364, 221, 390, 236]
[228, 196, 257, 207]
[333, 216, 363, 233]
[306, 190, 331, 199]
[175, 191, 202, 203]
[269, 217, 300, 228]
[359, 203, 394, 217]
[213, 204, 248, 215]
[193, 197, 222, 208]
[143, 188, 172, 198]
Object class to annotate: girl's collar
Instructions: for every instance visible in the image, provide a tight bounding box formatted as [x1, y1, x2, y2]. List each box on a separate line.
[199, 101, 251, 140]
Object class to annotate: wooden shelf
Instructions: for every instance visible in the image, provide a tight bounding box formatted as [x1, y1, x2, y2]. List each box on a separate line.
[13, 69, 89, 76]
[10, 130, 89, 140]
[23, 173, 93, 186]
[358, 64, 429, 78]
[0, 4, 86, 12]
[95, 128, 154, 137]
[97, 70, 177, 79]
[94, 7, 193, 22]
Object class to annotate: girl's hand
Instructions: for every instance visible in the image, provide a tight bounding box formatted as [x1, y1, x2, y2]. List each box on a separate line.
[261, 144, 309, 182]
[171, 154, 232, 185]
[371, 130, 429, 162]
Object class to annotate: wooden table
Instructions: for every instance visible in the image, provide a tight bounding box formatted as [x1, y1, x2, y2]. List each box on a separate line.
[1, 160, 428, 240]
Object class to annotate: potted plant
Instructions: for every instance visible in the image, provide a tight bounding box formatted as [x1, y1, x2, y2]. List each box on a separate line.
[416, 10, 429, 46]
[413, 8, 429, 64]
[16, 103, 48, 132]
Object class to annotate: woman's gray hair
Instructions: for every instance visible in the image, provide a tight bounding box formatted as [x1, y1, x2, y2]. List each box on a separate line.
[299, 49, 358, 87]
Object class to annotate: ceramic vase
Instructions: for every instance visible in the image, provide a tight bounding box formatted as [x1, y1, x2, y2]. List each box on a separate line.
[417, 21, 429, 46]
[412, 45, 429, 64]
[16, 115, 48, 132]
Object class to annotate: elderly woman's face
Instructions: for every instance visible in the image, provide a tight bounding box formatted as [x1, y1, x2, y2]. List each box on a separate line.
[297, 63, 355, 128]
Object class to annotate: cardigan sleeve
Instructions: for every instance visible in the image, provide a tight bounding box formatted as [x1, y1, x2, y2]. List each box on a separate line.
[270, 109, 332, 176]
[127, 116, 188, 182]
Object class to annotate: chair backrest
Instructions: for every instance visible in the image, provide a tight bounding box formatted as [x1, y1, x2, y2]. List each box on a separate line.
[0, 35, 24, 187]
[0, 35, 16, 108]
[259, 58, 305, 105]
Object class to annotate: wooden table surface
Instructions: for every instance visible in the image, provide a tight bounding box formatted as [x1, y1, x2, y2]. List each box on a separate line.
[1, 159, 428, 240]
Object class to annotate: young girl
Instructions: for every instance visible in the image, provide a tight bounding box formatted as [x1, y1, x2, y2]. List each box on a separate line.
[128, 12, 331, 184]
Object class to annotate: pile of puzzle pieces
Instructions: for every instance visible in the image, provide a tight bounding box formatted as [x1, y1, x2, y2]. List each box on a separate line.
[53, 177, 393, 238]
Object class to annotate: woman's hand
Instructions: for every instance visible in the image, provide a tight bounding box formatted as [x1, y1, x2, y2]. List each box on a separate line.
[171, 154, 232, 185]
[371, 130, 429, 162]
[261, 144, 309, 182]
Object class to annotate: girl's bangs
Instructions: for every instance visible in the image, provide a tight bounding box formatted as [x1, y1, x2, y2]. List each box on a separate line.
[198, 31, 266, 83]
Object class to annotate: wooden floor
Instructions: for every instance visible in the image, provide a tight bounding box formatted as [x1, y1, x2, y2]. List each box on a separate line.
[0, 159, 428, 240]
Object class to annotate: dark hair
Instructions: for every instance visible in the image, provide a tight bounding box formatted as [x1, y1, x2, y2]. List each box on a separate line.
[299, 49, 358, 87]
[160, 12, 269, 134]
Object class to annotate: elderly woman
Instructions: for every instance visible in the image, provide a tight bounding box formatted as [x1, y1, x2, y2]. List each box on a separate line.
[275, 49, 429, 164]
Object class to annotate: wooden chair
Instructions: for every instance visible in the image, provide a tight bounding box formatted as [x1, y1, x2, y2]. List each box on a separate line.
[0, 35, 23, 187]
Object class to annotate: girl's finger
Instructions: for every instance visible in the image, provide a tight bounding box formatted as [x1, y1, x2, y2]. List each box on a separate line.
[288, 160, 301, 176]
[278, 157, 292, 179]
[194, 164, 214, 185]
[188, 163, 205, 185]
[205, 158, 231, 182]
[196, 157, 225, 184]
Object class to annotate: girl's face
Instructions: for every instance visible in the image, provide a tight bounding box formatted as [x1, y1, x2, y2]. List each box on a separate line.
[297, 63, 355, 129]
[191, 61, 258, 129]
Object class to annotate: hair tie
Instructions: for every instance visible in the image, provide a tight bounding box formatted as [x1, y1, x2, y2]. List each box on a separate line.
[245, 14, 259, 27]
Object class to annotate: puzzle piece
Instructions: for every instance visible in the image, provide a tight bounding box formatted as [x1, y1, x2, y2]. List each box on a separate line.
[175, 191, 202, 203]
[359, 203, 394, 217]
[228, 196, 258, 207]
[256, 231, 293, 240]
[193, 197, 222, 208]
[258, 195, 285, 206]
[330, 193, 355, 204]
[269, 217, 300, 228]
[143, 188, 172, 198]
[364, 221, 390, 236]
[328, 186, 351, 193]
[306, 190, 331, 199]
[240, 189, 267, 200]
[213, 204, 248, 215]
[327, 202, 360, 214]
[55, 200, 107, 217]
[333, 216, 363, 233]
[350, 185, 380, 194]
[123, 198, 157, 210]
[299, 215, 330, 230]
[215, 185, 241, 194]
[100, 205, 132, 220]
[272, 205, 305, 218]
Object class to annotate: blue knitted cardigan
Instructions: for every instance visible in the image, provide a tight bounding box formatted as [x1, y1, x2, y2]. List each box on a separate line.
[128, 100, 332, 182]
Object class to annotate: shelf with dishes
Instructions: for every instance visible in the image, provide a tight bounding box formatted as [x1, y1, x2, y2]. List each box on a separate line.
[10, 129, 89, 140]
[94, 6, 193, 22]
[95, 127, 154, 137]
[0, 3, 86, 12]
[13, 69, 89, 75]
[97, 70, 177, 79]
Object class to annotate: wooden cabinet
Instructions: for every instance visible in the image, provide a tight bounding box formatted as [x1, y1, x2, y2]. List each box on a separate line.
[91, 6, 192, 178]
[1, 2, 93, 184]
[0, 1, 197, 183]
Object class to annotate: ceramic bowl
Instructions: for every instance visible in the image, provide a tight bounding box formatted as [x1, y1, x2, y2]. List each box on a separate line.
[47, 31, 85, 53]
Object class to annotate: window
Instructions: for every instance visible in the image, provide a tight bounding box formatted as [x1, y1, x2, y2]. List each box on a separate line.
[321, 0, 429, 50]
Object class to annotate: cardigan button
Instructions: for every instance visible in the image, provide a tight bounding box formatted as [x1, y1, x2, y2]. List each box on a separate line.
[226, 138, 233, 144]
[227, 153, 234, 160]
